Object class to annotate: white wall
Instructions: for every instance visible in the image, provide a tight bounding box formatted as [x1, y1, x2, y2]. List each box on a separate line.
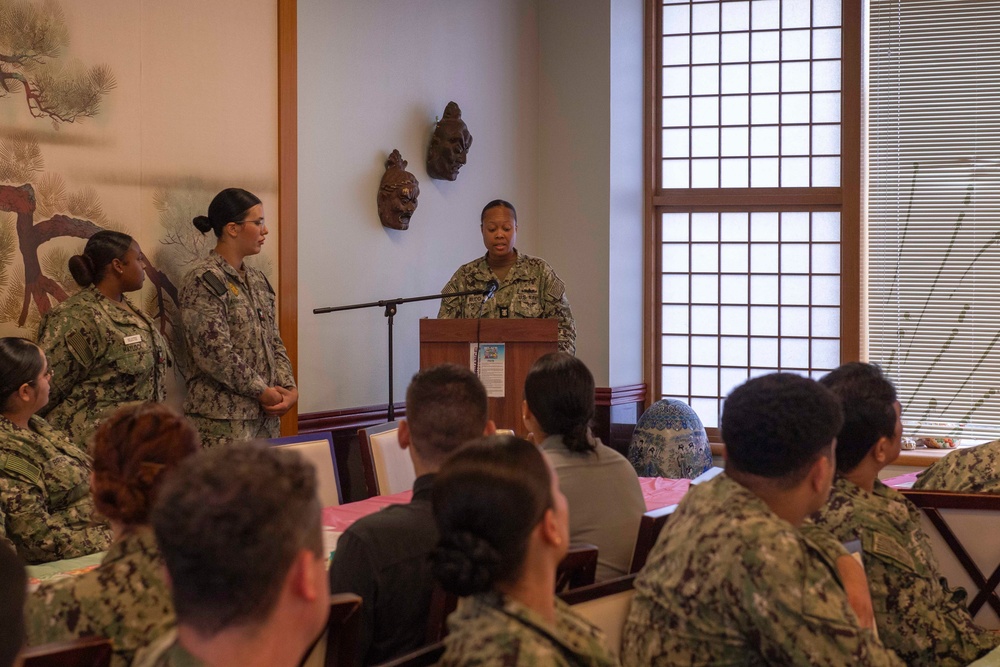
[297, 0, 540, 413]
[297, 0, 645, 412]
[536, 0, 644, 387]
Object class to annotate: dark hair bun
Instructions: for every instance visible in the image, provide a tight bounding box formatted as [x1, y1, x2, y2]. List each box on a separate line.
[431, 530, 501, 596]
[67, 254, 96, 286]
[192, 215, 214, 234]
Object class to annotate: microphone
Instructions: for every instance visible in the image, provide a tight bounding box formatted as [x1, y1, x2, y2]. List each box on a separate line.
[482, 279, 499, 301]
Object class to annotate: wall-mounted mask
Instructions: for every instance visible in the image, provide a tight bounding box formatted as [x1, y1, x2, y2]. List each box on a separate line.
[427, 101, 473, 181]
[377, 149, 420, 230]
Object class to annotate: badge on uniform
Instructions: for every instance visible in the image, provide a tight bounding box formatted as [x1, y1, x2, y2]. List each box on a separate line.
[499, 306, 509, 318]
[229, 283, 239, 296]
[123, 334, 142, 348]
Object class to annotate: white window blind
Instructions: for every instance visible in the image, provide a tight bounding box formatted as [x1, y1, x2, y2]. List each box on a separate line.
[868, 0, 1000, 440]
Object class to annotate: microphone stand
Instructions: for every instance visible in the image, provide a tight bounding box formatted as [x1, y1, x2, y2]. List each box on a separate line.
[313, 286, 492, 421]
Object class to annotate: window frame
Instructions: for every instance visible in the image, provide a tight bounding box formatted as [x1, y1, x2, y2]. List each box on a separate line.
[643, 0, 863, 438]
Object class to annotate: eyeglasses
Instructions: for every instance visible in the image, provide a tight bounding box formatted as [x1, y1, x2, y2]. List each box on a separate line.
[232, 218, 266, 228]
[27, 369, 53, 387]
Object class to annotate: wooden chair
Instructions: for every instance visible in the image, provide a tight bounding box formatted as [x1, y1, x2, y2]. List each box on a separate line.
[901, 489, 1000, 629]
[372, 641, 445, 667]
[560, 573, 637, 655]
[298, 592, 364, 667]
[269, 432, 343, 507]
[555, 543, 599, 593]
[22, 637, 113, 667]
[424, 543, 600, 643]
[357, 421, 415, 497]
[629, 505, 675, 573]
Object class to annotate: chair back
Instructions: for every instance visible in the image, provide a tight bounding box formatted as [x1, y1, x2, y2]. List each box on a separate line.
[372, 641, 445, 667]
[555, 543, 599, 593]
[22, 637, 113, 667]
[560, 574, 637, 656]
[270, 432, 343, 507]
[298, 593, 364, 667]
[357, 421, 415, 496]
[901, 489, 1000, 629]
[629, 505, 675, 573]
[424, 543, 601, 643]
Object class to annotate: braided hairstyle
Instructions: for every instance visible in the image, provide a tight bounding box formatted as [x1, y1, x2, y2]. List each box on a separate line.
[431, 435, 553, 596]
[91, 402, 200, 527]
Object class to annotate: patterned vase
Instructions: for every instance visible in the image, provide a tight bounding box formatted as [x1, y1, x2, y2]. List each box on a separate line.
[628, 399, 712, 479]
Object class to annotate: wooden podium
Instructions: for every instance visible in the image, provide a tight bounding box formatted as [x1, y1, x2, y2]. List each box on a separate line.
[419, 319, 559, 435]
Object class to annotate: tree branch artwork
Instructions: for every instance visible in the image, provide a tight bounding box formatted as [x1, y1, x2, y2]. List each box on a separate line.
[0, 0, 178, 333]
[0, 0, 116, 129]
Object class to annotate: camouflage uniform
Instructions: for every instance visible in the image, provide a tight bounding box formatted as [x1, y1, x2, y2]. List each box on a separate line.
[131, 630, 204, 667]
[438, 591, 617, 667]
[179, 251, 295, 448]
[621, 474, 904, 666]
[438, 251, 577, 354]
[37, 286, 171, 449]
[912, 440, 1000, 493]
[0, 414, 110, 564]
[24, 526, 174, 667]
[809, 476, 999, 666]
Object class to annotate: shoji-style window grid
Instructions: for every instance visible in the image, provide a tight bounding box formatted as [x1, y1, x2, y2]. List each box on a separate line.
[659, 210, 841, 427]
[648, 0, 859, 435]
[660, 0, 843, 189]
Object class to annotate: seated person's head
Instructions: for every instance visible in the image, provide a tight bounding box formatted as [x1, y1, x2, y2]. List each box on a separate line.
[152, 444, 328, 639]
[722, 373, 843, 506]
[819, 362, 902, 474]
[402, 364, 490, 468]
[92, 402, 200, 530]
[523, 352, 595, 453]
[0, 542, 25, 667]
[431, 435, 568, 597]
[0, 338, 47, 417]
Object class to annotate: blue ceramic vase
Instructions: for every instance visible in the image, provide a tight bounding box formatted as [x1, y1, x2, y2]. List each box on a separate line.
[628, 399, 712, 479]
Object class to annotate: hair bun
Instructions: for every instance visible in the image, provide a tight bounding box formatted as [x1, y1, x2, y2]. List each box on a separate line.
[431, 530, 501, 596]
[67, 254, 96, 287]
[192, 215, 214, 234]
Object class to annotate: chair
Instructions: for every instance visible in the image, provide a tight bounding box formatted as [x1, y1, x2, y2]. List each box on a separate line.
[298, 593, 364, 667]
[629, 504, 675, 573]
[901, 489, 1000, 629]
[373, 641, 445, 667]
[357, 421, 416, 497]
[270, 432, 343, 507]
[22, 637, 113, 667]
[560, 574, 637, 655]
[424, 543, 601, 643]
[555, 543, 599, 593]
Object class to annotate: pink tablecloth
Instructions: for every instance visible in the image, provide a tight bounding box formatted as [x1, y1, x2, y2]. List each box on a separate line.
[883, 471, 921, 489]
[322, 476, 692, 532]
[639, 476, 691, 511]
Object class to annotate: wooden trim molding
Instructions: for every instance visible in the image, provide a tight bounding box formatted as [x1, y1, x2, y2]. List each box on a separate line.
[594, 384, 647, 456]
[278, 0, 299, 434]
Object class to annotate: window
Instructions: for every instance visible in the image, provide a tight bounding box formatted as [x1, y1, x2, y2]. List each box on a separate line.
[649, 0, 858, 431]
[867, 0, 1000, 440]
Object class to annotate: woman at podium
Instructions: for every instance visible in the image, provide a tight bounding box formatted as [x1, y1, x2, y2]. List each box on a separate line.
[437, 200, 576, 354]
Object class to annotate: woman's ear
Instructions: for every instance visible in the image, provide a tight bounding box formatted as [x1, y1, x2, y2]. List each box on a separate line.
[538, 507, 562, 549]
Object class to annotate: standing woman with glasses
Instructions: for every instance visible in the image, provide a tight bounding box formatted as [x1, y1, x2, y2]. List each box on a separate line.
[0, 337, 111, 564]
[179, 188, 297, 448]
[38, 230, 172, 448]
